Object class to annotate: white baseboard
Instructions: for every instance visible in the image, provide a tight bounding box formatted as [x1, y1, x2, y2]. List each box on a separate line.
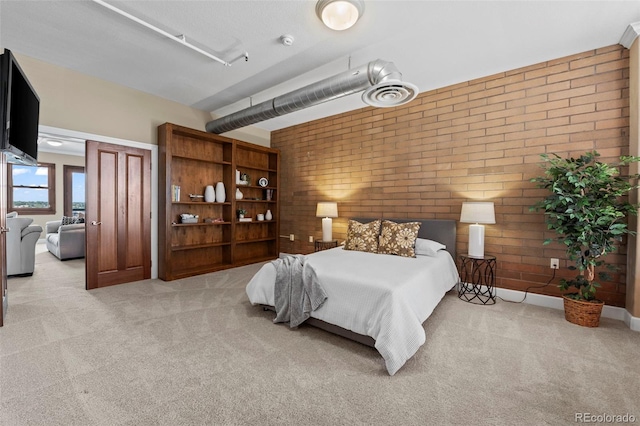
[625, 310, 640, 331]
[494, 287, 639, 332]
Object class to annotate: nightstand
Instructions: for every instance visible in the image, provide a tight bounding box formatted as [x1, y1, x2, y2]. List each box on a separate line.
[458, 254, 497, 305]
[315, 240, 338, 252]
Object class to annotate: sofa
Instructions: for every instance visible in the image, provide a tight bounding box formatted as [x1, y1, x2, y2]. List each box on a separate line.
[45, 219, 86, 260]
[6, 212, 43, 276]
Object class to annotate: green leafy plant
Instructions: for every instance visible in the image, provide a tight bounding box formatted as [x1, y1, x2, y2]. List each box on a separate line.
[530, 151, 640, 301]
[237, 208, 247, 217]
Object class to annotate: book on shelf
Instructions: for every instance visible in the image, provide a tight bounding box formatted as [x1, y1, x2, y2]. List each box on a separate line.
[171, 185, 181, 202]
[238, 217, 252, 222]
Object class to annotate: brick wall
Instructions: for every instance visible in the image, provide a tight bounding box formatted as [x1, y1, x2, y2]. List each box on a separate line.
[271, 45, 630, 307]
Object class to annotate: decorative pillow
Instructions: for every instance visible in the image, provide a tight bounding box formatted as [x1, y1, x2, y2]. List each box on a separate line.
[61, 216, 78, 225]
[6, 211, 18, 219]
[415, 238, 446, 257]
[344, 219, 381, 253]
[378, 220, 421, 258]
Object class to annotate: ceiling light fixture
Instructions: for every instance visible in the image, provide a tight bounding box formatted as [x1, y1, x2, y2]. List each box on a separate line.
[316, 0, 364, 31]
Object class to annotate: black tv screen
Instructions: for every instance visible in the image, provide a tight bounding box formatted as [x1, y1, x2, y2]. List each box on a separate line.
[0, 48, 40, 166]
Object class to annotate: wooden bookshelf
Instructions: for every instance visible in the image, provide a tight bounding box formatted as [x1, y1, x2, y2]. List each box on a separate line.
[158, 123, 279, 281]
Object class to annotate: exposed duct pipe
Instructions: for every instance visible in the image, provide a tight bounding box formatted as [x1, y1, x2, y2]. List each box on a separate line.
[206, 59, 418, 134]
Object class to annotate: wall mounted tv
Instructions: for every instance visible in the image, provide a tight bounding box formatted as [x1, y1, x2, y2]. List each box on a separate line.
[0, 48, 40, 166]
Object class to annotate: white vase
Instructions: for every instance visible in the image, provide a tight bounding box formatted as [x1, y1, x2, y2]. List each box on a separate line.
[215, 182, 226, 203]
[204, 185, 215, 202]
[265, 209, 273, 221]
[235, 188, 243, 200]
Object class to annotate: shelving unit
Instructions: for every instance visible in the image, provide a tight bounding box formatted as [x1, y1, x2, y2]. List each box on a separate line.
[158, 123, 279, 280]
[232, 140, 280, 266]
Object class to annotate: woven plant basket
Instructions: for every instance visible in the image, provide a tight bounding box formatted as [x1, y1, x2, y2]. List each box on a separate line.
[563, 295, 604, 327]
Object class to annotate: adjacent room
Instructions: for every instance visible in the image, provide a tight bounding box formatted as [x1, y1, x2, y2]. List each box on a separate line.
[1, 1, 639, 425]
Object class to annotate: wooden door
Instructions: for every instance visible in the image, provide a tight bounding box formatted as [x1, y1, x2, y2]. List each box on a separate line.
[0, 153, 7, 326]
[85, 141, 151, 289]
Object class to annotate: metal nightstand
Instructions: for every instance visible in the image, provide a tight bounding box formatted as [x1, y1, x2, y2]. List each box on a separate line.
[314, 240, 338, 252]
[458, 254, 497, 305]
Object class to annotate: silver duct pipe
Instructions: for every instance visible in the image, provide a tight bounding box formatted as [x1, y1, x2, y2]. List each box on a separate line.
[206, 59, 418, 134]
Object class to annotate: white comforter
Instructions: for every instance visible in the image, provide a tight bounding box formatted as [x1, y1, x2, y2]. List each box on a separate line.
[246, 247, 459, 375]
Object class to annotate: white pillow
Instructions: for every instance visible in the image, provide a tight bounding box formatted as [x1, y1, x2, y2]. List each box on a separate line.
[415, 238, 446, 257]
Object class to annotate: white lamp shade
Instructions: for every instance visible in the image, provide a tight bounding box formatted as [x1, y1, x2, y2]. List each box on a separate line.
[460, 202, 495, 224]
[316, 202, 338, 218]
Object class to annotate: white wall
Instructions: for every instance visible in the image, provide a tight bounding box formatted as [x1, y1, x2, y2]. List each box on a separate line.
[10, 52, 270, 147]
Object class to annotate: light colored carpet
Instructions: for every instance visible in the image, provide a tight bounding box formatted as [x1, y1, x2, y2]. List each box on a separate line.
[1, 245, 638, 425]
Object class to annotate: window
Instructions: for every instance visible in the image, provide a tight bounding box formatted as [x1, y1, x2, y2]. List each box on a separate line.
[64, 165, 85, 217]
[8, 163, 56, 214]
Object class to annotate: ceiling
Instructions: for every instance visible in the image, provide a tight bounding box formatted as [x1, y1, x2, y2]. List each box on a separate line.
[2, 0, 640, 142]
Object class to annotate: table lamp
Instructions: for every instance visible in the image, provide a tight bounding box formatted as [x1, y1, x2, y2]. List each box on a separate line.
[316, 202, 338, 242]
[460, 201, 495, 258]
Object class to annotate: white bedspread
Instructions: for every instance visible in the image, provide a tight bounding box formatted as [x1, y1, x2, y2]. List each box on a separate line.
[246, 247, 459, 375]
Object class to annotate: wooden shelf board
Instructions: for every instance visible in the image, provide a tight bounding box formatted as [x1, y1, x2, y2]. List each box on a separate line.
[236, 185, 276, 190]
[172, 154, 231, 166]
[171, 242, 231, 251]
[235, 200, 276, 203]
[235, 237, 277, 244]
[172, 221, 231, 227]
[236, 164, 277, 173]
[172, 201, 231, 205]
[234, 220, 276, 224]
[170, 263, 234, 279]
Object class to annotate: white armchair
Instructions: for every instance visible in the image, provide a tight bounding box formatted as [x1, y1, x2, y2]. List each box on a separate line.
[6, 213, 43, 277]
[45, 220, 85, 260]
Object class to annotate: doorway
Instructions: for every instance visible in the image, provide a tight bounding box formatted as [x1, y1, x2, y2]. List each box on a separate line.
[37, 125, 159, 281]
[1, 127, 158, 326]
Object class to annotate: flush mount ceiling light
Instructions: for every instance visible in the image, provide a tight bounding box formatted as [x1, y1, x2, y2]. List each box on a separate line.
[38, 137, 64, 147]
[316, 0, 365, 31]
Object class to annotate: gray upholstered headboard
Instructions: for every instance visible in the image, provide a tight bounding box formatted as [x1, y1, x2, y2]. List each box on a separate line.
[352, 218, 457, 260]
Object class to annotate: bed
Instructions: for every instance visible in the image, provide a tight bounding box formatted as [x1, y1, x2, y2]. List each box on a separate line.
[245, 218, 459, 375]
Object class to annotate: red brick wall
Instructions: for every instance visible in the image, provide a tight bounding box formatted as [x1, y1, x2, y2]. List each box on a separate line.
[272, 45, 630, 307]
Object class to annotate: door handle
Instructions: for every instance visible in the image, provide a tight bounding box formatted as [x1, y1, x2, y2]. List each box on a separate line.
[0, 227, 8, 233]
[91, 221, 102, 226]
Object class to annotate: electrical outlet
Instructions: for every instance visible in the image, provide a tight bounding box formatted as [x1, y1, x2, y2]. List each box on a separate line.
[289, 234, 295, 241]
[309, 236, 313, 243]
[550, 258, 559, 269]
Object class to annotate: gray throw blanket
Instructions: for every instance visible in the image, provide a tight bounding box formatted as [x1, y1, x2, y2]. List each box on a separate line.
[272, 255, 327, 328]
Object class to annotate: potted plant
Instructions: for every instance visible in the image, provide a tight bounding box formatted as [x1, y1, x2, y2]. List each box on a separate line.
[531, 151, 640, 327]
[237, 208, 247, 219]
